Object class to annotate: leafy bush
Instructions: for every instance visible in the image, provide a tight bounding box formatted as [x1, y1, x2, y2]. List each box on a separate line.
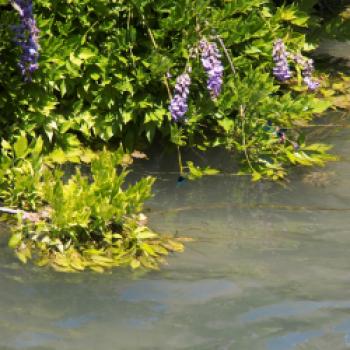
[4, 144, 184, 272]
[0, 0, 338, 179]
[0, 134, 44, 210]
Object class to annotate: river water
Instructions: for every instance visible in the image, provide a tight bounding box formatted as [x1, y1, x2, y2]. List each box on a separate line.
[1, 50, 350, 350]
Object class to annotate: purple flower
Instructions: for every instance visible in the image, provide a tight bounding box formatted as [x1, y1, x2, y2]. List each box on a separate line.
[272, 39, 292, 82]
[199, 39, 224, 99]
[293, 55, 320, 91]
[12, 0, 39, 81]
[301, 58, 320, 91]
[303, 76, 320, 91]
[169, 72, 191, 122]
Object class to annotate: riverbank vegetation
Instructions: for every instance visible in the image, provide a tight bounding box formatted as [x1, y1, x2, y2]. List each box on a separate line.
[0, 0, 349, 271]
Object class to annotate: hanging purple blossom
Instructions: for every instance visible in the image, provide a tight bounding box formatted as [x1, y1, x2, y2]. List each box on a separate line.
[199, 39, 224, 99]
[301, 58, 320, 91]
[293, 54, 320, 91]
[169, 72, 191, 122]
[272, 39, 292, 82]
[303, 76, 320, 91]
[11, 0, 39, 81]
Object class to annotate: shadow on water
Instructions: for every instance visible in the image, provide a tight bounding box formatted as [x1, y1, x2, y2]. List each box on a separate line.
[1, 49, 350, 349]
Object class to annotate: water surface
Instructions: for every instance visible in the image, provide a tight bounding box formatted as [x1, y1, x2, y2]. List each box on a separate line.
[1, 59, 350, 350]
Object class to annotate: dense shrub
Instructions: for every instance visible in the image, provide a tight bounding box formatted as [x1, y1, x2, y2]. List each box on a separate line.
[0, 0, 338, 178]
[3, 142, 184, 272]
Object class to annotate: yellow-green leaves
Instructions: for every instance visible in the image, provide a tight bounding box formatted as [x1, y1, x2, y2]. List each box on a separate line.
[185, 161, 219, 181]
[14, 135, 28, 159]
[4, 148, 185, 273]
[8, 232, 22, 249]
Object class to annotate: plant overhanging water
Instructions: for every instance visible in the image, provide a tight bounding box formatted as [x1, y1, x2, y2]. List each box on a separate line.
[0, 0, 349, 271]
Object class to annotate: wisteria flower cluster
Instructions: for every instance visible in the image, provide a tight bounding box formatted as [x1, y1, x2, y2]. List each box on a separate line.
[169, 38, 224, 122]
[168, 71, 192, 122]
[272, 39, 292, 82]
[293, 54, 320, 91]
[199, 38, 224, 99]
[11, 0, 39, 81]
[272, 39, 319, 91]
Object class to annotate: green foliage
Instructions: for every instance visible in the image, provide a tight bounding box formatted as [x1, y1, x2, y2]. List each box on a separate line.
[213, 67, 337, 179]
[293, 1, 350, 42]
[0, 134, 44, 210]
[185, 161, 219, 180]
[0, 0, 340, 180]
[4, 145, 184, 272]
[318, 6, 350, 41]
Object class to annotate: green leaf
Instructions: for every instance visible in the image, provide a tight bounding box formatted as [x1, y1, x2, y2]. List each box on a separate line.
[15, 250, 28, 264]
[78, 48, 96, 61]
[8, 232, 22, 249]
[311, 99, 332, 114]
[130, 259, 141, 269]
[14, 136, 28, 158]
[252, 172, 262, 182]
[69, 52, 82, 67]
[32, 136, 44, 155]
[135, 228, 158, 239]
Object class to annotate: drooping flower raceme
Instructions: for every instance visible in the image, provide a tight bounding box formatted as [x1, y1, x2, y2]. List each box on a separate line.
[293, 54, 320, 91]
[302, 76, 319, 91]
[11, 0, 39, 81]
[272, 39, 292, 82]
[199, 39, 224, 99]
[302, 59, 320, 91]
[169, 72, 191, 122]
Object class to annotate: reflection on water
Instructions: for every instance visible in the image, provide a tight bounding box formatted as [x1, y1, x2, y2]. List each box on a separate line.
[1, 68, 350, 350]
[1, 113, 350, 350]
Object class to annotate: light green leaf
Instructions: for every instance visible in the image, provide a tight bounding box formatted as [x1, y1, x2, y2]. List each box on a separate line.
[14, 135, 28, 158]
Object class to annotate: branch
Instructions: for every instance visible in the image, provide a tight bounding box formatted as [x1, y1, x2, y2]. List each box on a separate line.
[0, 206, 50, 223]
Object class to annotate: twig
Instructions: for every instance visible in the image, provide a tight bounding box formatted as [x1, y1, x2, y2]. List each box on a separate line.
[132, 5, 173, 100]
[216, 35, 236, 75]
[0, 207, 22, 215]
[127, 7, 136, 68]
[177, 145, 184, 175]
[10, 0, 23, 16]
[240, 105, 255, 173]
[0, 206, 50, 223]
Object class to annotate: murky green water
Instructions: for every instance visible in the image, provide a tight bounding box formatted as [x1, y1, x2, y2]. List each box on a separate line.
[1, 112, 350, 350]
[1, 46, 350, 349]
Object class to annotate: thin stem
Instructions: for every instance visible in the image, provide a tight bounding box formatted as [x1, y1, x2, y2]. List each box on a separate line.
[215, 36, 253, 172]
[177, 145, 184, 175]
[216, 35, 236, 75]
[82, 20, 99, 44]
[127, 6, 136, 68]
[240, 105, 255, 173]
[129, 2, 185, 175]
[0, 206, 22, 215]
[0, 206, 48, 223]
[134, 8, 173, 100]
[10, 0, 23, 15]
